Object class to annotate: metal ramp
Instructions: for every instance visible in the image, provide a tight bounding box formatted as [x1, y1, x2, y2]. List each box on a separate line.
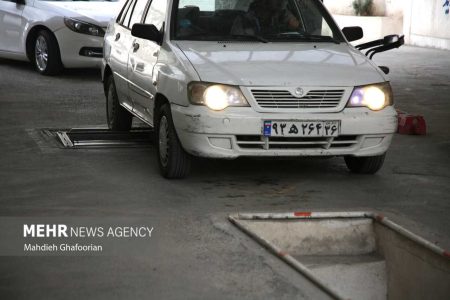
[51, 128, 153, 148]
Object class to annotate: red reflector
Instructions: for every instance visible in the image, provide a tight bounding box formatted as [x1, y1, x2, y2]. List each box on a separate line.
[294, 212, 312, 217]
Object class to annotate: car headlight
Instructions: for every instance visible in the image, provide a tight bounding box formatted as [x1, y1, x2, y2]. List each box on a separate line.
[347, 82, 393, 111]
[188, 82, 249, 111]
[64, 17, 105, 37]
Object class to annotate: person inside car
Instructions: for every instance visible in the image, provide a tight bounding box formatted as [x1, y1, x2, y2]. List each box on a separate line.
[231, 0, 301, 35]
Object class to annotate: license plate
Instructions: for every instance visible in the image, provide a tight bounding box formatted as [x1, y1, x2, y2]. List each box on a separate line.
[263, 120, 340, 137]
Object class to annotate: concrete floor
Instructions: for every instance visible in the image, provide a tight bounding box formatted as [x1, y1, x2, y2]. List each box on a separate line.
[0, 46, 449, 299]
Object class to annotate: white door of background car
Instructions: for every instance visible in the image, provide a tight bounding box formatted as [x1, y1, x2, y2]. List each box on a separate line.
[0, 0, 27, 53]
[109, 0, 137, 112]
[127, 0, 167, 126]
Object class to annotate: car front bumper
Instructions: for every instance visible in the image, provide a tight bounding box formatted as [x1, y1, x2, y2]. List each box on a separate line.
[54, 27, 104, 68]
[171, 105, 398, 159]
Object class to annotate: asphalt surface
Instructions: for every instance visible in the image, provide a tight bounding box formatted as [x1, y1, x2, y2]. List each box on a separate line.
[0, 46, 449, 299]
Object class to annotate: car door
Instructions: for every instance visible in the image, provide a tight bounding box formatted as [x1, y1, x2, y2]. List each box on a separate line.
[108, 0, 137, 112]
[127, 0, 168, 126]
[0, 0, 27, 53]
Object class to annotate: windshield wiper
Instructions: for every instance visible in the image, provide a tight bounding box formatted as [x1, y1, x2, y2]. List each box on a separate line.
[229, 34, 269, 43]
[174, 33, 269, 43]
[175, 33, 220, 41]
[301, 34, 341, 44]
[267, 33, 341, 44]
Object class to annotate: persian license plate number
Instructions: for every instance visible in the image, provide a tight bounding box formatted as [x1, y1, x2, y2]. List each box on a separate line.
[263, 121, 340, 137]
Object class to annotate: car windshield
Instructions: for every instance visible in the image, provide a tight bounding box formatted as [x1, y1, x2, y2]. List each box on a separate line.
[173, 0, 344, 43]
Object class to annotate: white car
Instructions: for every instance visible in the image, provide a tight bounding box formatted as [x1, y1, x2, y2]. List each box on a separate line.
[102, 0, 398, 179]
[0, 0, 123, 75]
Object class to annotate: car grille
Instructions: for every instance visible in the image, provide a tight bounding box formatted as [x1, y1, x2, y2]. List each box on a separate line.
[251, 89, 345, 109]
[236, 135, 359, 150]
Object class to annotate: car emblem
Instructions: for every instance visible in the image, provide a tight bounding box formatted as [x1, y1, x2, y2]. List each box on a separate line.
[294, 87, 304, 98]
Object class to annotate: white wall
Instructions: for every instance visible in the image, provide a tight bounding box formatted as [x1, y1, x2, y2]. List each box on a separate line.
[332, 15, 403, 44]
[403, 0, 450, 50]
[323, 0, 388, 16]
[384, 0, 404, 16]
[325, 0, 450, 50]
[324, 0, 403, 44]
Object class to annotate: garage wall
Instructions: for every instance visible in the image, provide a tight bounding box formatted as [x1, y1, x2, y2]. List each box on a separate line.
[324, 0, 403, 44]
[324, 0, 450, 50]
[403, 0, 450, 50]
[332, 15, 403, 44]
[323, 0, 388, 16]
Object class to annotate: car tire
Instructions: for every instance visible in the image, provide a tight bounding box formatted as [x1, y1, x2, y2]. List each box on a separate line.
[156, 103, 191, 179]
[105, 75, 133, 131]
[34, 30, 63, 75]
[344, 154, 386, 174]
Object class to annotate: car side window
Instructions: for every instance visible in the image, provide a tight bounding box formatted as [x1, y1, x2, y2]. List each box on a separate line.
[144, 0, 168, 30]
[121, 0, 137, 28]
[129, 0, 150, 28]
[117, 0, 133, 23]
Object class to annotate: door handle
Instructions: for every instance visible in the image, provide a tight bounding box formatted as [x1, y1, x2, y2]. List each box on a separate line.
[115, 33, 121, 41]
[132, 42, 140, 52]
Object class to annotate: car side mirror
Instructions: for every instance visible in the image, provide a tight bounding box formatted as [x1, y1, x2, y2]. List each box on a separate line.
[378, 66, 390, 75]
[131, 24, 162, 44]
[342, 26, 363, 42]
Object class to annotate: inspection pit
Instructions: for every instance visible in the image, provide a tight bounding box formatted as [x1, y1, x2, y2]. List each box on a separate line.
[229, 212, 450, 300]
[45, 128, 153, 148]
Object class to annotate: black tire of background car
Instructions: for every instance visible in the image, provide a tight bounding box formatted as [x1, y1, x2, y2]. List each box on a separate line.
[344, 154, 386, 174]
[156, 104, 191, 179]
[34, 30, 63, 75]
[106, 75, 133, 131]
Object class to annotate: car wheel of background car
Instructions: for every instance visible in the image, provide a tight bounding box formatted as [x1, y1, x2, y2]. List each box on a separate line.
[105, 76, 133, 131]
[34, 30, 62, 75]
[344, 154, 386, 174]
[156, 104, 191, 179]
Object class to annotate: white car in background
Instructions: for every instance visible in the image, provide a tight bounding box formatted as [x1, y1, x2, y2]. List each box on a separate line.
[0, 0, 124, 75]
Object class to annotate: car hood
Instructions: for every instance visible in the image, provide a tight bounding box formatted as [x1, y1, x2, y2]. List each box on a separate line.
[176, 41, 387, 87]
[34, 1, 123, 27]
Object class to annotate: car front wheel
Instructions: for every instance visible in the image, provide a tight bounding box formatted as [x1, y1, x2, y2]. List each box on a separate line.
[156, 104, 191, 179]
[34, 30, 62, 75]
[344, 154, 386, 174]
[105, 75, 133, 131]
